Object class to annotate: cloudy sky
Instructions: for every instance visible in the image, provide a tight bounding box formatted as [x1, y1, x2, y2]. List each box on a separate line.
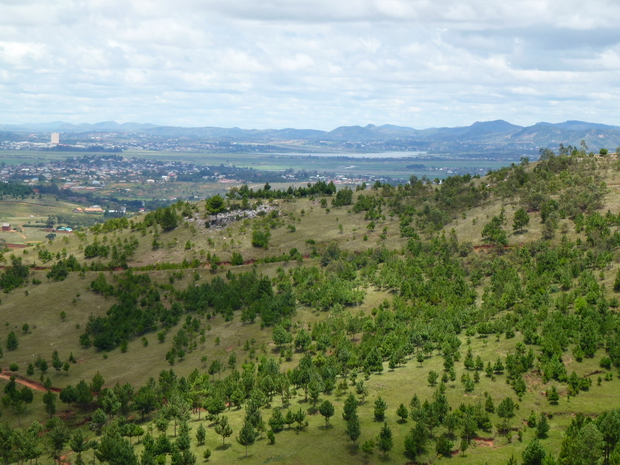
[2, 0, 620, 130]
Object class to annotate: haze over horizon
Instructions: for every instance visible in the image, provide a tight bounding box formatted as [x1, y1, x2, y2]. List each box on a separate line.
[3, 0, 620, 130]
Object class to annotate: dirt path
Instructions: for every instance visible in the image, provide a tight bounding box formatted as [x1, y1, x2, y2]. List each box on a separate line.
[0, 266, 49, 270]
[4, 202, 55, 208]
[213, 255, 312, 268]
[0, 371, 61, 393]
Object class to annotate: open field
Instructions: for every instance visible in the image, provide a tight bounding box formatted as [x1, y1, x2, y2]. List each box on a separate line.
[0, 151, 69, 165]
[0, 197, 87, 245]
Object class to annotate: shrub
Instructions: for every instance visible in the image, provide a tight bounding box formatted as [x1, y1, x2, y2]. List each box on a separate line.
[251, 230, 271, 249]
[231, 251, 244, 266]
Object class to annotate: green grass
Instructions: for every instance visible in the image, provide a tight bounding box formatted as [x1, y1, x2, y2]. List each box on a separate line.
[1, 267, 617, 465]
[0, 196, 83, 245]
[0, 151, 70, 165]
[19, 192, 404, 270]
[1, 160, 620, 463]
[2, 339, 617, 464]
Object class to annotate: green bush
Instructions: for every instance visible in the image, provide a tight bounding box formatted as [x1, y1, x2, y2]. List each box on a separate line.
[251, 230, 271, 249]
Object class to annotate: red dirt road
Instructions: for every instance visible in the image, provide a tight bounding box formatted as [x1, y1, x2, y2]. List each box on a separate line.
[0, 371, 61, 392]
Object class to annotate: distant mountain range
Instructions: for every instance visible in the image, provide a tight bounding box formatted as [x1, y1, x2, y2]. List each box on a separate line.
[3, 119, 620, 152]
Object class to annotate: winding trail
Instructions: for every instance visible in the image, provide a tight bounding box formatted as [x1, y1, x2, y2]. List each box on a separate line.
[0, 371, 61, 392]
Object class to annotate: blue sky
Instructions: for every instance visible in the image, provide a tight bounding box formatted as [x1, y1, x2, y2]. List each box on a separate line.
[2, 0, 620, 130]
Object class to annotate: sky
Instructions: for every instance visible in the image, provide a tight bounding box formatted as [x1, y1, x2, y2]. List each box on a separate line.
[2, 0, 620, 130]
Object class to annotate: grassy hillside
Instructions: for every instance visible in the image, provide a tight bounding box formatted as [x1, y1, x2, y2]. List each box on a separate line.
[0, 150, 620, 464]
[0, 196, 83, 245]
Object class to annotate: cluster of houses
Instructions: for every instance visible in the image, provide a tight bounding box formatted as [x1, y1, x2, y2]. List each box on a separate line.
[0, 155, 187, 187]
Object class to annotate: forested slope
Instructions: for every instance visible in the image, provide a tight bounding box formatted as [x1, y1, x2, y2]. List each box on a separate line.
[0, 148, 619, 464]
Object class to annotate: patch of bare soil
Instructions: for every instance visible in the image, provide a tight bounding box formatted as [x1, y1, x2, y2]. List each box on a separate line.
[474, 437, 495, 447]
[0, 371, 61, 392]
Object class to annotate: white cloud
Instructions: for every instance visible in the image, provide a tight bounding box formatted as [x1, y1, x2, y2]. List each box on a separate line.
[2, 0, 620, 129]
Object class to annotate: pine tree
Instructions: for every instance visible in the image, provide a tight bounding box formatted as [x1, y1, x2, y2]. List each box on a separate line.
[361, 439, 375, 456]
[159, 208, 178, 231]
[69, 429, 90, 465]
[308, 377, 323, 406]
[6, 331, 17, 351]
[43, 390, 57, 419]
[460, 437, 469, 457]
[293, 408, 307, 431]
[268, 409, 285, 432]
[494, 357, 505, 373]
[547, 385, 560, 404]
[464, 348, 474, 370]
[346, 412, 361, 444]
[342, 393, 357, 421]
[614, 268, 620, 292]
[436, 435, 453, 457]
[46, 417, 70, 465]
[214, 416, 233, 446]
[319, 400, 335, 426]
[196, 424, 206, 445]
[377, 422, 393, 457]
[373, 396, 388, 421]
[90, 372, 105, 395]
[51, 350, 63, 373]
[236, 421, 257, 457]
[536, 414, 550, 439]
[522, 438, 546, 465]
[396, 403, 409, 422]
[513, 208, 530, 233]
[284, 409, 295, 429]
[404, 421, 428, 459]
[497, 397, 516, 432]
[59, 385, 78, 411]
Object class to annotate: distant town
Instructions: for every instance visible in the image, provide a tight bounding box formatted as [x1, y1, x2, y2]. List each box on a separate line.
[0, 130, 425, 154]
[4, 152, 395, 190]
[0, 128, 535, 224]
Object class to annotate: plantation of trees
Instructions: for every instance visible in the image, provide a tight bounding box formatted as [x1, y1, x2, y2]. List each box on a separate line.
[1, 146, 620, 463]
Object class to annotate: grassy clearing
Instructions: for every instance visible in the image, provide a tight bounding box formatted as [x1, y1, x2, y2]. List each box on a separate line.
[0, 196, 80, 244]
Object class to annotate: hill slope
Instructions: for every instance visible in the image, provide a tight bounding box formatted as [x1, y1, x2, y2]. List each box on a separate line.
[1, 151, 620, 463]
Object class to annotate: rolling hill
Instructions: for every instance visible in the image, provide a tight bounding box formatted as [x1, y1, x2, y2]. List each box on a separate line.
[4, 119, 620, 151]
[0, 149, 619, 464]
